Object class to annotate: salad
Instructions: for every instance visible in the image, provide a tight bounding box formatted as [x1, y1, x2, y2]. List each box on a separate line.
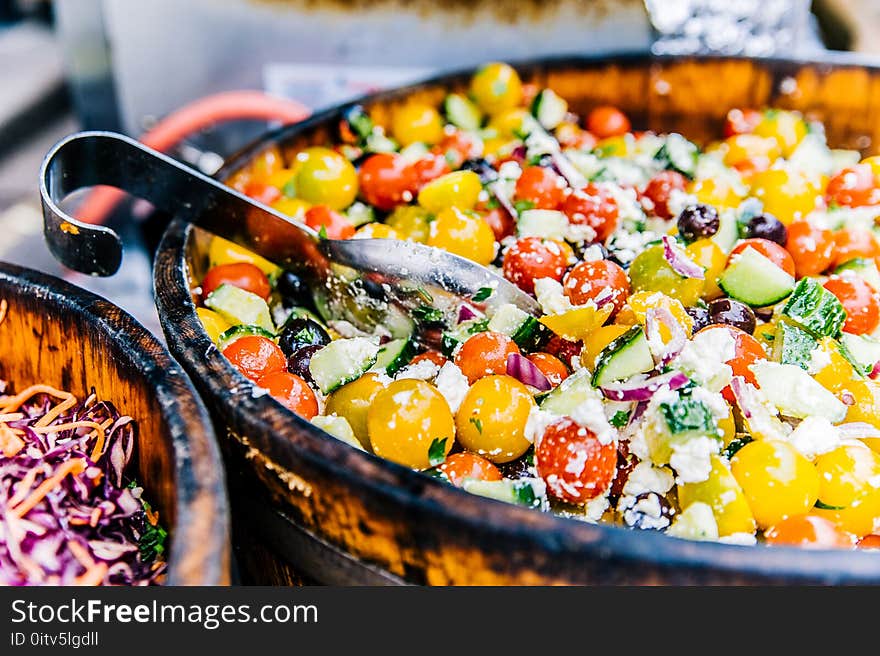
[0, 367, 167, 584]
[196, 62, 880, 550]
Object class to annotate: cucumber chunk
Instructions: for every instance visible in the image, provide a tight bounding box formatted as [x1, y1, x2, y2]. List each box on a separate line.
[308, 338, 380, 394]
[462, 478, 544, 509]
[371, 337, 417, 376]
[204, 283, 275, 333]
[530, 89, 568, 130]
[718, 247, 795, 307]
[781, 277, 846, 338]
[835, 258, 880, 293]
[654, 133, 699, 179]
[487, 303, 550, 351]
[444, 93, 482, 131]
[772, 321, 818, 370]
[516, 209, 569, 240]
[839, 333, 880, 372]
[540, 369, 601, 415]
[591, 325, 655, 386]
[750, 360, 847, 423]
[218, 324, 276, 352]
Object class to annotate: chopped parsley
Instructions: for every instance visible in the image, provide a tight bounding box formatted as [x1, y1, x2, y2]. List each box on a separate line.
[469, 417, 483, 434]
[814, 500, 846, 511]
[428, 438, 448, 467]
[412, 305, 444, 323]
[513, 199, 535, 214]
[513, 481, 540, 508]
[609, 410, 630, 428]
[317, 225, 328, 240]
[467, 318, 490, 334]
[472, 286, 493, 302]
[723, 435, 753, 459]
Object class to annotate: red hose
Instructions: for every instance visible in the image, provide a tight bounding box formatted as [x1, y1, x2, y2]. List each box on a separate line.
[76, 91, 311, 224]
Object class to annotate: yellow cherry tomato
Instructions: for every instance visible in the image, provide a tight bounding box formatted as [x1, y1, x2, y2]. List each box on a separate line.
[196, 308, 231, 344]
[595, 134, 631, 157]
[721, 134, 782, 170]
[391, 102, 444, 147]
[749, 167, 820, 225]
[385, 205, 432, 243]
[353, 223, 401, 240]
[813, 445, 880, 537]
[487, 108, 529, 139]
[293, 147, 358, 210]
[271, 196, 311, 220]
[628, 245, 704, 307]
[540, 304, 613, 343]
[455, 375, 534, 463]
[844, 380, 880, 428]
[418, 170, 482, 212]
[267, 167, 300, 194]
[678, 454, 756, 536]
[626, 291, 694, 335]
[752, 110, 808, 157]
[730, 440, 819, 529]
[470, 62, 523, 115]
[208, 236, 280, 277]
[581, 324, 630, 369]
[325, 373, 387, 451]
[367, 379, 454, 469]
[428, 207, 495, 265]
[688, 177, 743, 210]
[860, 155, 880, 179]
[717, 407, 737, 446]
[685, 238, 726, 299]
[811, 337, 857, 393]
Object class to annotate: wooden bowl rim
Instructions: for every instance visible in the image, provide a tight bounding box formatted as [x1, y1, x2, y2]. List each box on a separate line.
[0, 262, 229, 585]
[157, 53, 880, 583]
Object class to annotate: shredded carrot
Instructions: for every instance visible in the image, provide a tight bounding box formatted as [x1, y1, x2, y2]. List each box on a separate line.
[67, 540, 95, 570]
[73, 562, 107, 586]
[0, 385, 77, 426]
[10, 458, 87, 519]
[144, 505, 159, 526]
[7, 465, 41, 507]
[0, 423, 24, 457]
[69, 517, 89, 526]
[32, 420, 106, 461]
[89, 506, 102, 527]
[0, 412, 24, 422]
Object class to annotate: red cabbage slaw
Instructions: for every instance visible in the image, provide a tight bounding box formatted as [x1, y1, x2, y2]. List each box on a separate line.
[0, 384, 166, 585]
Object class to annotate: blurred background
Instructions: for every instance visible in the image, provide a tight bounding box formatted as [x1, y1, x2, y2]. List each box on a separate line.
[0, 0, 873, 335]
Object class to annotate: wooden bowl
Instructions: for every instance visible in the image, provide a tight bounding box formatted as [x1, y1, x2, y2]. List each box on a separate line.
[0, 263, 230, 585]
[155, 54, 880, 585]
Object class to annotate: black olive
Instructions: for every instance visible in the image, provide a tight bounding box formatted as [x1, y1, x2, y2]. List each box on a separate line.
[277, 317, 330, 357]
[676, 204, 720, 242]
[745, 213, 787, 246]
[708, 297, 757, 335]
[275, 271, 309, 306]
[286, 344, 323, 383]
[460, 158, 498, 184]
[686, 305, 711, 334]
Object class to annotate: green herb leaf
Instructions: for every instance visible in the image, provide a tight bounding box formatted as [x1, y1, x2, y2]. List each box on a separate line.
[467, 318, 490, 334]
[513, 199, 535, 214]
[428, 438, 448, 467]
[513, 481, 540, 508]
[814, 500, 846, 511]
[424, 467, 450, 484]
[485, 196, 500, 210]
[281, 177, 297, 199]
[412, 305, 444, 323]
[137, 497, 168, 563]
[472, 287, 493, 302]
[723, 435, 753, 459]
[317, 225, 328, 240]
[469, 417, 483, 434]
[609, 410, 630, 428]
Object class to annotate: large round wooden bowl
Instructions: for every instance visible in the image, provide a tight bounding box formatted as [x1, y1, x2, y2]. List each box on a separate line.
[0, 263, 230, 585]
[155, 54, 880, 585]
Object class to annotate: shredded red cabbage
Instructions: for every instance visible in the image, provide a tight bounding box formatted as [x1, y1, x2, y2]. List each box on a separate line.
[0, 384, 166, 586]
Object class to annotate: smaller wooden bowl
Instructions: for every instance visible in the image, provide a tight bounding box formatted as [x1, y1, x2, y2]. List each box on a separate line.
[0, 263, 230, 585]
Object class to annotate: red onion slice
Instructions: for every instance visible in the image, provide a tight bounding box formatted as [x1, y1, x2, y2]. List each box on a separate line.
[489, 181, 519, 219]
[506, 353, 552, 391]
[550, 151, 587, 189]
[869, 362, 880, 379]
[600, 370, 690, 402]
[837, 422, 880, 439]
[646, 306, 687, 366]
[457, 304, 480, 324]
[662, 235, 705, 280]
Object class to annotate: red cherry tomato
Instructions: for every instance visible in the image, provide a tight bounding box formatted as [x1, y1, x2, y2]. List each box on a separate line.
[514, 165, 567, 210]
[723, 108, 762, 137]
[857, 534, 880, 550]
[454, 331, 520, 384]
[223, 336, 287, 382]
[786, 220, 835, 277]
[257, 371, 318, 419]
[358, 153, 417, 211]
[410, 350, 447, 367]
[562, 259, 630, 315]
[304, 205, 355, 240]
[586, 106, 631, 139]
[698, 324, 766, 403]
[481, 206, 516, 241]
[536, 417, 617, 504]
[243, 181, 283, 206]
[832, 227, 879, 269]
[729, 238, 796, 277]
[411, 152, 451, 187]
[823, 276, 880, 335]
[562, 183, 620, 242]
[438, 452, 502, 487]
[640, 171, 687, 220]
[543, 335, 583, 368]
[526, 352, 569, 386]
[502, 237, 570, 294]
[765, 515, 853, 549]
[202, 262, 271, 301]
[826, 164, 880, 208]
[433, 131, 479, 169]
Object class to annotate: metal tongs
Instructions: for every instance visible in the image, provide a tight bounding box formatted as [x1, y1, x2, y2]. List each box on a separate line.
[39, 131, 538, 342]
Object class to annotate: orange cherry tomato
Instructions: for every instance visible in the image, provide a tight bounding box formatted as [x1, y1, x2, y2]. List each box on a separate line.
[526, 352, 569, 386]
[698, 324, 766, 402]
[765, 515, 853, 549]
[823, 276, 880, 335]
[502, 237, 570, 294]
[454, 331, 520, 384]
[358, 153, 417, 211]
[586, 106, 631, 139]
[857, 534, 880, 550]
[202, 262, 271, 301]
[411, 152, 451, 188]
[438, 452, 502, 487]
[562, 259, 630, 315]
[729, 238, 796, 277]
[640, 171, 687, 220]
[433, 131, 480, 169]
[410, 350, 447, 367]
[514, 165, 567, 210]
[481, 206, 516, 241]
[826, 164, 880, 208]
[723, 108, 762, 137]
[786, 220, 835, 277]
[833, 227, 879, 269]
[536, 417, 616, 504]
[243, 181, 283, 205]
[562, 182, 620, 242]
[257, 371, 318, 419]
[304, 205, 355, 240]
[223, 336, 287, 382]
